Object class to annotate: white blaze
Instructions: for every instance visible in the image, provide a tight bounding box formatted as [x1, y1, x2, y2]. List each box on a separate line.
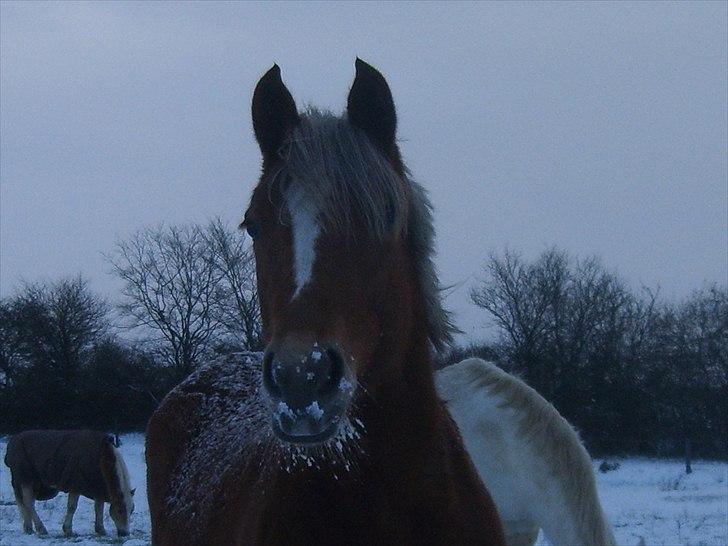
[287, 185, 320, 299]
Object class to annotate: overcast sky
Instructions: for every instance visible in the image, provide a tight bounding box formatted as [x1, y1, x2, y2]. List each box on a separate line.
[1, 1, 726, 342]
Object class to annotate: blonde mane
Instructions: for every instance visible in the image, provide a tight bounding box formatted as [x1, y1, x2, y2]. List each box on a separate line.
[437, 358, 615, 546]
[100, 442, 133, 514]
[111, 445, 133, 509]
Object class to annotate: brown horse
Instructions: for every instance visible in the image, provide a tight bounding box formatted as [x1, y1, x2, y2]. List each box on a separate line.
[146, 59, 506, 546]
[4, 429, 135, 537]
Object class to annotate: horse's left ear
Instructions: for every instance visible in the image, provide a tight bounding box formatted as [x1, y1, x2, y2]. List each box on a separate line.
[347, 58, 398, 159]
[252, 64, 300, 164]
[131, 488, 136, 496]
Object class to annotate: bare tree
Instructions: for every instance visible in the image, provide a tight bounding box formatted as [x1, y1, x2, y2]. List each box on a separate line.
[204, 218, 263, 351]
[109, 225, 224, 375]
[0, 276, 108, 389]
[681, 284, 728, 386]
[471, 249, 651, 440]
[48, 276, 109, 380]
[109, 221, 261, 375]
[470, 248, 564, 395]
[470, 248, 728, 459]
[648, 285, 728, 470]
[0, 301, 24, 387]
[0, 276, 110, 429]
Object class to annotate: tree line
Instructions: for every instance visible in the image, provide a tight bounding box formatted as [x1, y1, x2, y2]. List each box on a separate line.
[0, 219, 261, 433]
[440, 248, 727, 460]
[1, 227, 725, 461]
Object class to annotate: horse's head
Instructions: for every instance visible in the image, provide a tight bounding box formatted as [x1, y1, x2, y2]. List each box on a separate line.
[101, 440, 135, 536]
[109, 494, 134, 537]
[244, 60, 452, 447]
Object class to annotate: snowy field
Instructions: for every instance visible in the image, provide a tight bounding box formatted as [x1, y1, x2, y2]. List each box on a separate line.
[1, 434, 725, 545]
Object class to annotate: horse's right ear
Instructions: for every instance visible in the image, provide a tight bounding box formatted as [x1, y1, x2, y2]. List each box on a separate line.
[347, 58, 398, 159]
[252, 64, 300, 164]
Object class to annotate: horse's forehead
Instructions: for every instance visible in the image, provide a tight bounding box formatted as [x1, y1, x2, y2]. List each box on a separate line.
[286, 183, 321, 299]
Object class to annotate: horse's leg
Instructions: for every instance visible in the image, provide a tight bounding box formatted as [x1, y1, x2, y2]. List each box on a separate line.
[21, 485, 48, 535]
[94, 499, 107, 535]
[13, 487, 33, 534]
[62, 491, 80, 536]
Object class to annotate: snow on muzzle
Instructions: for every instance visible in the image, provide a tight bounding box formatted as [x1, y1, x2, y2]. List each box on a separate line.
[262, 343, 354, 444]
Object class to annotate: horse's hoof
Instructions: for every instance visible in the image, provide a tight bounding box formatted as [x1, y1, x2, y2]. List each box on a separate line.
[96, 527, 107, 536]
[36, 527, 48, 536]
[23, 523, 33, 534]
[62, 526, 75, 537]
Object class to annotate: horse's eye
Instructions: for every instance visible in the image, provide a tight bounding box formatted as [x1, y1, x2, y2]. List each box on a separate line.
[243, 220, 261, 240]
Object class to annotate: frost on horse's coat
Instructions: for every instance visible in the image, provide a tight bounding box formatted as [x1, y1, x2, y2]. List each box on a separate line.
[161, 352, 268, 524]
[149, 352, 365, 540]
[436, 358, 617, 546]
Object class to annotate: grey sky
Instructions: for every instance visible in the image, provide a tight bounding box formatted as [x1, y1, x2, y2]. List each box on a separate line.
[1, 1, 726, 342]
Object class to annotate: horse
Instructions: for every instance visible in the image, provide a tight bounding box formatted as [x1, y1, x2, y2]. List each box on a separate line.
[145, 59, 507, 545]
[4, 429, 135, 537]
[436, 358, 617, 546]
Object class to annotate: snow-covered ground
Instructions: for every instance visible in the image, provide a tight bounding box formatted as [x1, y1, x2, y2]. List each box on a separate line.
[587, 458, 727, 546]
[1, 434, 726, 545]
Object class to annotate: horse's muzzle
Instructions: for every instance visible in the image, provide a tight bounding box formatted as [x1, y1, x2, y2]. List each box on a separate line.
[263, 342, 353, 444]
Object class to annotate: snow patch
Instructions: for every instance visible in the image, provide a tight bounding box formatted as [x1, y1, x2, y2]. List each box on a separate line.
[306, 401, 324, 420]
[277, 401, 296, 420]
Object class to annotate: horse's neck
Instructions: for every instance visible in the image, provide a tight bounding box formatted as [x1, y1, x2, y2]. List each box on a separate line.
[367, 335, 442, 455]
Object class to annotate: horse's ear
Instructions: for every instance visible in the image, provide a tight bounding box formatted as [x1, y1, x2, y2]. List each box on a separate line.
[252, 64, 300, 164]
[347, 58, 397, 158]
[131, 488, 136, 496]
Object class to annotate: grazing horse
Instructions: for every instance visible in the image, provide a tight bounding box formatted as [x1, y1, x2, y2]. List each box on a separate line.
[436, 359, 617, 546]
[4, 429, 135, 537]
[146, 59, 506, 545]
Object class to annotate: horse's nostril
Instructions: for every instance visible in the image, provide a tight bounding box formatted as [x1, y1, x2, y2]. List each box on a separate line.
[262, 351, 282, 398]
[321, 348, 345, 395]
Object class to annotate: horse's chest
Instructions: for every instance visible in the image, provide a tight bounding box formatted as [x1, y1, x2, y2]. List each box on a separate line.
[248, 474, 480, 546]
[250, 481, 381, 545]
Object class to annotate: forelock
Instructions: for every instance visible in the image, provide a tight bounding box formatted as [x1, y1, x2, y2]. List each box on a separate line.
[276, 108, 406, 239]
[270, 108, 456, 351]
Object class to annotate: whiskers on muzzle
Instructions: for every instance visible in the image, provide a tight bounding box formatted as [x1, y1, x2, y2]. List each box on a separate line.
[272, 411, 366, 475]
